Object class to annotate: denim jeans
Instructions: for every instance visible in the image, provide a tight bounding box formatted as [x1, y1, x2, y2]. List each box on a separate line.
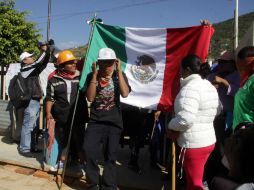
[19, 99, 40, 153]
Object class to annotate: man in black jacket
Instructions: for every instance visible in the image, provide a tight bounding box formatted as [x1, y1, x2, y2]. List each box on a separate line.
[18, 44, 51, 157]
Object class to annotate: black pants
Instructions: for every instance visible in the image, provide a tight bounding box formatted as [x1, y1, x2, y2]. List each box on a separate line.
[54, 121, 85, 161]
[84, 122, 122, 190]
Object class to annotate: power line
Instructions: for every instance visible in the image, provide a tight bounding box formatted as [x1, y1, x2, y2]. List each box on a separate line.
[30, 0, 169, 24]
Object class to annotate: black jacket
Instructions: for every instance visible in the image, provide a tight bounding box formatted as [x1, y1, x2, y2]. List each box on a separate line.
[20, 49, 50, 98]
[46, 72, 81, 124]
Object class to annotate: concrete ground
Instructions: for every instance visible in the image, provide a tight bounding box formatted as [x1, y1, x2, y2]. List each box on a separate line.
[0, 164, 73, 190]
[0, 135, 173, 190]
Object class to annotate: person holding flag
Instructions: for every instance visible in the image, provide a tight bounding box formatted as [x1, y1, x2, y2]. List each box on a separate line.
[45, 50, 86, 171]
[83, 48, 131, 190]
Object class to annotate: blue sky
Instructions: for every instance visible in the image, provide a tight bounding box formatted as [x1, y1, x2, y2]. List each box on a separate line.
[15, 0, 254, 50]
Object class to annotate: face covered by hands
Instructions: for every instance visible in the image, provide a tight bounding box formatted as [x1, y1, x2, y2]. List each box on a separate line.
[97, 58, 122, 76]
[97, 59, 115, 76]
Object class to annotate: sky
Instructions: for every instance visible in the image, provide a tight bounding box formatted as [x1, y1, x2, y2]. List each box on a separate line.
[15, 0, 254, 50]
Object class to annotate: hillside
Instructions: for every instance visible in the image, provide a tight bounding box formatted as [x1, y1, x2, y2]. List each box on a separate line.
[211, 11, 254, 58]
[69, 45, 88, 59]
[71, 11, 254, 59]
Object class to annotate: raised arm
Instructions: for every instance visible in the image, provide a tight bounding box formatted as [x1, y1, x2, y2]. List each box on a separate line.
[86, 62, 98, 102]
[115, 59, 130, 98]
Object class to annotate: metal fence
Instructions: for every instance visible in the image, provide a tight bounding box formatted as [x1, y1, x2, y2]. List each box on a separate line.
[0, 100, 12, 135]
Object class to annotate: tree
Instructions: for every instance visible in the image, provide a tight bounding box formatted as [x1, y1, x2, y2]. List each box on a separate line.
[0, 0, 41, 65]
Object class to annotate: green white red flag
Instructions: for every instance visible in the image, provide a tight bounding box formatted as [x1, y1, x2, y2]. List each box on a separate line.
[80, 22, 214, 112]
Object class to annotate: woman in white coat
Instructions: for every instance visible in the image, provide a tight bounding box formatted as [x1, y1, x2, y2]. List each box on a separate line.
[168, 55, 220, 190]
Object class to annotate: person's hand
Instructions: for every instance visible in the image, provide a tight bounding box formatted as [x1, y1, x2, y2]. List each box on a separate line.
[212, 76, 229, 89]
[92, 62, 98, 75]
[154, 110, 161, 121]
[213, 83, 219, 89]
[40, 44, 48, 51]
[115, 59, 122, 72]
[213, 76, 224, 84]
[166, 129, 180, 141]
[46, 113, 53, 121]
[200, 19, 212, 26]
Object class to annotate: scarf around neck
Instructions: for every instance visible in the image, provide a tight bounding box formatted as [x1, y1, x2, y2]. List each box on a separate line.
[57, 70, 80, 80]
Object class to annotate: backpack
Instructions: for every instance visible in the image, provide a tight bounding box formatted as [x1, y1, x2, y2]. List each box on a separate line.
[8, 73, 33, 108]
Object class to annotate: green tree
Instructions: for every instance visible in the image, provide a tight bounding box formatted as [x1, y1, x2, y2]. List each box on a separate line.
[0, 0, 41, 65]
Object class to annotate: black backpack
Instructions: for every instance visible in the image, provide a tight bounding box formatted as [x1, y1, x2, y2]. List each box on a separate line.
[8, 73, 33, 108]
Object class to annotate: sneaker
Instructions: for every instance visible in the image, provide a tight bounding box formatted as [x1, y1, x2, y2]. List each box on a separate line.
[87, 185, 100, 190]
[49, 161, 64, 172]
[30, 148, 42, 153]
[203, 180, 209, 190]
[18, 151, 35, 158]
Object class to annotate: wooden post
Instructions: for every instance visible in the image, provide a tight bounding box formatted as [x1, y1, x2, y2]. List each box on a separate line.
[2, 66, 7, 100]
[0, 66, 4, 99]
[171, 141, 176, 190]
[39, 99, 44, 130]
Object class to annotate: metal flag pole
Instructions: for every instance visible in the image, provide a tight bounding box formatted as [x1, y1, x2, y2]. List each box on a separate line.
[59, 13, 98, 190]
[234, 0, 239, 50]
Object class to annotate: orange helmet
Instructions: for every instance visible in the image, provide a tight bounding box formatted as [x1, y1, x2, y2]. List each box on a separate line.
[57, 50, 76, 65]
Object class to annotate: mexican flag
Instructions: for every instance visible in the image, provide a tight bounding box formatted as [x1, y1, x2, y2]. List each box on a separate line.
[80, 21, 214, 112]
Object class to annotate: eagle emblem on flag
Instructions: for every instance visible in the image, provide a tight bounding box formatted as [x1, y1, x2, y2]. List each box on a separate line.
[130, 54, 159, 84]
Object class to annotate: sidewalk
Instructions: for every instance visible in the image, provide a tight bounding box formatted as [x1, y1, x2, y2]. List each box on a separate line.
[0, 135, 170, 190]
[0, 165, 73, 190]
[0, 135, 51, 171]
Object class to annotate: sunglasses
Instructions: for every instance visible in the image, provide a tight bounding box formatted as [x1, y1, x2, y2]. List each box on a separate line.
[63, 60, 77, 66]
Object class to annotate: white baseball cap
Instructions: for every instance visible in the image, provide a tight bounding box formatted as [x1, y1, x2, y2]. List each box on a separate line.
[19, 52, 34, 62]
[98, 48, 116, 60]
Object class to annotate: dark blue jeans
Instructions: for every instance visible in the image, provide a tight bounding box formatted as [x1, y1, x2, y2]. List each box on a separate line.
[84, 122, 122, 190]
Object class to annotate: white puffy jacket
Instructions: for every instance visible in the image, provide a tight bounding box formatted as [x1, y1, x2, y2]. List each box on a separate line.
[168, 74, 220, 148]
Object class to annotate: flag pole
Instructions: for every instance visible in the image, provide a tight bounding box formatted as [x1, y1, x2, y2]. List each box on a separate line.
[83, 13, 97, 70]
[234, 0, 239, 50]
[59, 14, 98, 190]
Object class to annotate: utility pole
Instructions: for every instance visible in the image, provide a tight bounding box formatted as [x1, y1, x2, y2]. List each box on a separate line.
[47, 0, 52, 41]
[234, 0, 239, 50]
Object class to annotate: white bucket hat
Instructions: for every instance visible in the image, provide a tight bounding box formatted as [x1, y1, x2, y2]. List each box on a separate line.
[19, 52, 34, 62]
[98, 48, 116, 60]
